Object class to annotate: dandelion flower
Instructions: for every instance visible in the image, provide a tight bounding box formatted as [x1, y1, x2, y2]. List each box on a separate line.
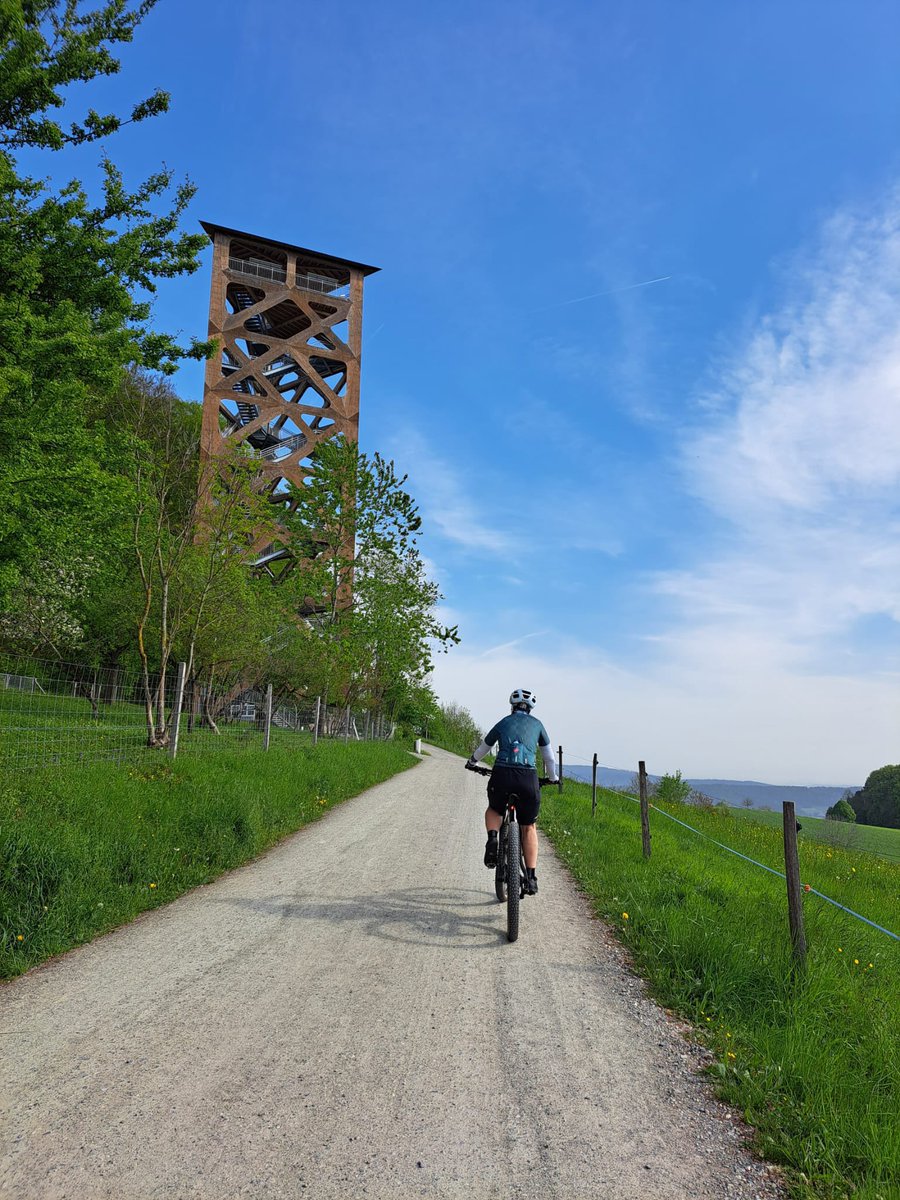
[727, 1052, 736, 1060]
[622, 912, 629, 920]
[868, 963, 874, 969]
[854, 959, 859, 965]
[837, 948, 842, 953]
[149, 883, 157, 889]
[16, 935, 24, 942]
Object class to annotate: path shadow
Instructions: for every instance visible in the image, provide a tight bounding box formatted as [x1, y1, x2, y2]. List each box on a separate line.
[216, 886, 508, 949]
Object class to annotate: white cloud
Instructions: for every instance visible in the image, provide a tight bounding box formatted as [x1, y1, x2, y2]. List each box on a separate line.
[387, 429, 515, 557]
[688, 199, 900, 519]
[432, 192, 900, 785]
[431, 640, 897, 785]
[662, 192, 900, 665]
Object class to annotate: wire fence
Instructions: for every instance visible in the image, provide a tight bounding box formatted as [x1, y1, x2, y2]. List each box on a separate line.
[556, 746, 900, 950]
[0, 654, 395, 772]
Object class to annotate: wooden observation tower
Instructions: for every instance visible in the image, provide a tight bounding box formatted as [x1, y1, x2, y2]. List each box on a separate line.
[199, 222, 379, 579]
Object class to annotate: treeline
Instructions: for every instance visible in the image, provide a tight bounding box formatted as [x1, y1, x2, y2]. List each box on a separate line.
[835, 766, 900, 831]
[0, 1, 457, 744]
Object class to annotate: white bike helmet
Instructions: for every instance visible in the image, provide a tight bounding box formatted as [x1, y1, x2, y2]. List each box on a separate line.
[509, 688, 536, 712]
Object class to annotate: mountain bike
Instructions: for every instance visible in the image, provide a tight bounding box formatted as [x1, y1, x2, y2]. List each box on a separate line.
[467, 764, 554, 943]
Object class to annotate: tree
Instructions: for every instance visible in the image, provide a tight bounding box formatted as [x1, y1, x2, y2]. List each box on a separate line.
[825, 797, 857, 823]
[0, 0, 211, 652]
[849, 766, 900, 830]
[285, 439, 458, 710]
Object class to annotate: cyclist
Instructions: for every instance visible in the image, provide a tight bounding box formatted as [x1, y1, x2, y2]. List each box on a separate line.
[465, 688, 557, 894]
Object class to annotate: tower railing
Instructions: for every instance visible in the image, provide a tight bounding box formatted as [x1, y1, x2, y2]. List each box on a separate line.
[228, 256, 287, 282]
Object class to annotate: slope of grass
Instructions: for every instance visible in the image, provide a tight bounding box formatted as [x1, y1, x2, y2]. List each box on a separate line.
[735, 806, 900, 865]
[1, 741, 416, 980]
[541, 781, 900, 1200]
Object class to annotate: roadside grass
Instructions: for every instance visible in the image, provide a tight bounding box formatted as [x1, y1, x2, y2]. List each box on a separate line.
[0, 687, 305, 769]
[541, 781, 900, 1200]
[734, 806, 900, 866]
[0, 741, 416, 981]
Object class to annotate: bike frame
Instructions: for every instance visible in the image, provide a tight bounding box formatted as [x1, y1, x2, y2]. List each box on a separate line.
[467, 762, 554, 942]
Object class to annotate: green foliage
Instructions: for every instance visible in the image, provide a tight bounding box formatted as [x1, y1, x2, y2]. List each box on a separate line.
[0, 0, 168, 152]
[284, 439, 458, 712]
[0, 741, 417, 979]
[851, 765, 900, 830]
[542, 780, 900, 1200]
[825, 797, 857, 823]
[427, 701, 482, 757]
[654, 769, 692, 806]
[0, 0, 211, 661]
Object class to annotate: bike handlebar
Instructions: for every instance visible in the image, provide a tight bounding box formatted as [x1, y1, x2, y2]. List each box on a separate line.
[465, 762, 558, 787]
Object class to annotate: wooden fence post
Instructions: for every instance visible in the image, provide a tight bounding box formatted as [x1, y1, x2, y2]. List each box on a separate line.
[782, 801, 807, 969]
[591, 753, 598, 817]
[168, 661, 187, 760]
[558, 745, 563, 794]
[313, 696, 321, 745]
[344, 705, 351, 743]
[639, 761, 652, 858]
[263, 683, 274, 751]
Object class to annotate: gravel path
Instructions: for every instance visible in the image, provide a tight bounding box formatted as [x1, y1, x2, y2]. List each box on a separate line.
[0, 746, 783, 1199]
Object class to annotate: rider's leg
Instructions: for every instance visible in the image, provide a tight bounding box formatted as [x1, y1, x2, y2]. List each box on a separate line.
[485, 806, 502, 833]
[521, 824, 538, 869]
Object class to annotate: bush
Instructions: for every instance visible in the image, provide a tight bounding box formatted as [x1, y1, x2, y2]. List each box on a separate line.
[428, 702, 481, 757]
[825, 797, 857, 823]
[655, 770, 692, 806]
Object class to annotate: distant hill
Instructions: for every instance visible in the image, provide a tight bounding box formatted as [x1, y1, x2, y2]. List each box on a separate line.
[563, 765, 860, 818]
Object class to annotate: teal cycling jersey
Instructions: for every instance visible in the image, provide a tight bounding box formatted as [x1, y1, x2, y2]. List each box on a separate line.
[483, 712, 551, 769]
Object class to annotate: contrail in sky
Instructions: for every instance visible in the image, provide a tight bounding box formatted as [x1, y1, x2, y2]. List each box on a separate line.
[531, 274, 672, 313]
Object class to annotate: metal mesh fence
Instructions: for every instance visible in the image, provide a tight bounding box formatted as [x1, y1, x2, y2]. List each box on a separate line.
[0, 654, 395, 773]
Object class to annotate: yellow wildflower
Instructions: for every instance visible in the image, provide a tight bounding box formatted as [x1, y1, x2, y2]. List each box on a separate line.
[622, 912, 629, 920]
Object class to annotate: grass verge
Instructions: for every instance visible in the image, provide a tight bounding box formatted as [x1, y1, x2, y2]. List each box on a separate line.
[1, 741, 416, 981]
[540, 780, 900, 1200]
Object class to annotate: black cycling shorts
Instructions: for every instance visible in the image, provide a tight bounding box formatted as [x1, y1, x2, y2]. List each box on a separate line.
[487, 765, 541, 826]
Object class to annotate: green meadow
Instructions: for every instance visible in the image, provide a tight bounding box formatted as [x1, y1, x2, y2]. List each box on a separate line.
[541, 781, 900, 1200]
[735, 806, 900, 865]
[0, 741, 415, 980]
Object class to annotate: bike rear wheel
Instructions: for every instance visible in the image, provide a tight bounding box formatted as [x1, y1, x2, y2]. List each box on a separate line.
[506, 818, 520, 943]
[494, 825, 507, 901]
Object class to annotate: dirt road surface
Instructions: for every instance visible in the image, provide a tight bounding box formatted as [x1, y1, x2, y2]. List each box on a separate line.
[1, 746, 782, 1199]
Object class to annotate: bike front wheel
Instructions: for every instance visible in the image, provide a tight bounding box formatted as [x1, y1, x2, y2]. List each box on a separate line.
[506, 819, 520, 943]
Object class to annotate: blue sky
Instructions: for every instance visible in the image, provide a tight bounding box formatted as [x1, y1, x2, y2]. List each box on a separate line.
[31, 0, 900, 783]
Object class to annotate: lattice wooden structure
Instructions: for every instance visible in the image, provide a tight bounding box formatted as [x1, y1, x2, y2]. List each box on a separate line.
[199, 222, 378, 579]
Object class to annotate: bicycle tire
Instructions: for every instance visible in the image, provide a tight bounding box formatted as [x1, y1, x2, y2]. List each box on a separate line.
[494, 824, 506, 901]
[506, 817, 520, 943]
